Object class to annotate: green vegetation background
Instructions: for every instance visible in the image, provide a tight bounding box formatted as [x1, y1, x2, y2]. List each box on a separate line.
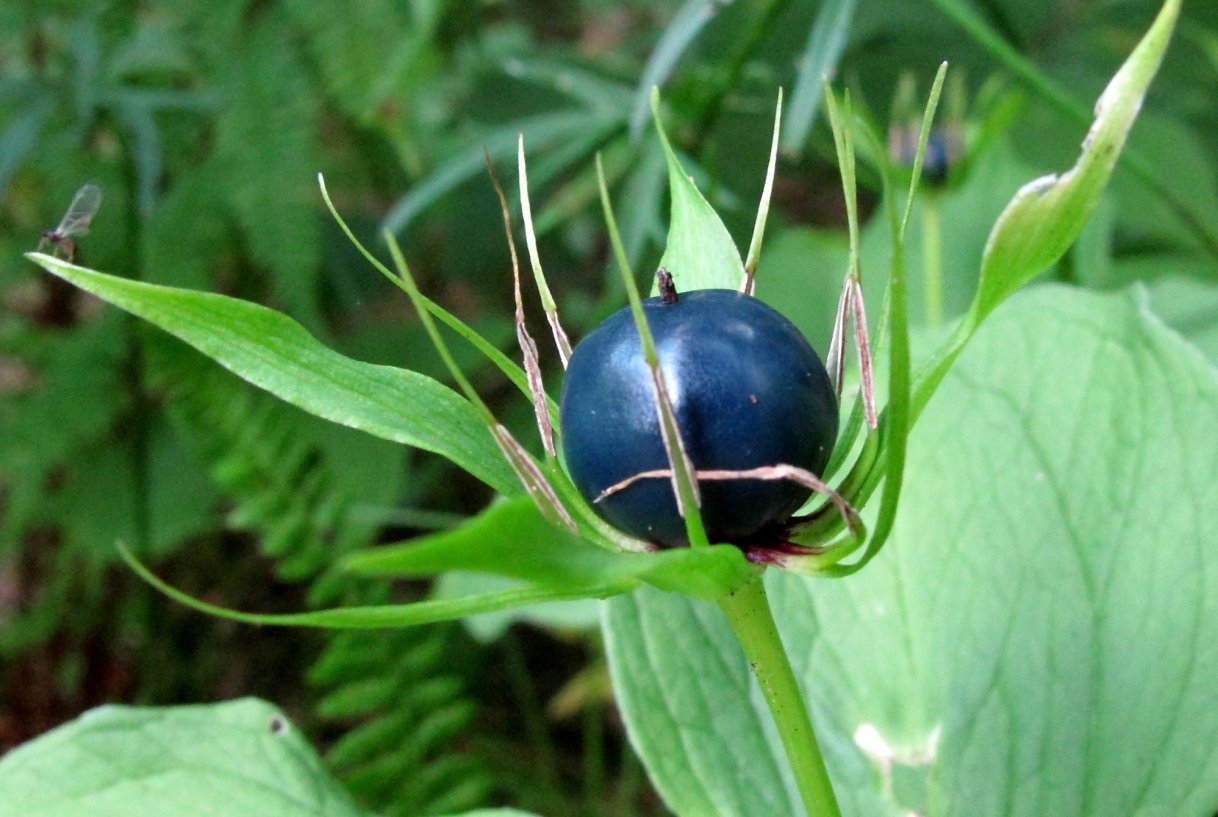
[2, 1, 1216, 814]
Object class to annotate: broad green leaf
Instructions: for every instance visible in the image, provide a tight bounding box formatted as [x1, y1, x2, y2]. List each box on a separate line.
[346, 495, 755, 601]
[346, 495, 631, 586]
[1144, 275, 1218, 364]
[27, 254, 519, 496]
[781, 0, 859, 155]
[0, 698, 367, 817]
[652, 91, 744, 293]
[969, 0, 1180, 324]
[606, 285, 1218, 817]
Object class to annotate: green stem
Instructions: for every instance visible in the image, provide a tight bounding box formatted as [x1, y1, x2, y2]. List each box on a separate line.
[921, 196, 943, 325]
[718, 575, 842, 817]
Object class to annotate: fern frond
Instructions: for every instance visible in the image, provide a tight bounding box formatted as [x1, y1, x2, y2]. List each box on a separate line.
[145, 337, 491, 815]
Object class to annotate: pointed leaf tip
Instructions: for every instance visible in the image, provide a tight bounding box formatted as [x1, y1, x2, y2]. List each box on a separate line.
[650, 91, 743, 293]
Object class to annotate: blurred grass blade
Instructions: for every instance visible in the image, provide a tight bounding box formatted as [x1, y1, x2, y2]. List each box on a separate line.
[629, 0, 720, 140]
[651, 89, 743, 293]
[503, 57, 633, 113]
[382, 109, 617, 234]
[515, 115, 624, 210]
[116, 97, 163, 218]
[0, 100, 52, 195]
[618, 139, 670, 264]
[27, 253, 519, 495]
[780, 0, 858, 155]
[532, 136, 636, 238]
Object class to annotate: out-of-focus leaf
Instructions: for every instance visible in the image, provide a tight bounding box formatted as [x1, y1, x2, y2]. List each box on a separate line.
[928, 0, 1218, 260]
[114, 96, 162, 218]
[0, 98, 51, 194]
[503, 57, 632, 114]
[629, 0, 720, 140]
[382, 109, 620, 234]
[1143, 274, 1218, 364]
[781, 0, 859, 155]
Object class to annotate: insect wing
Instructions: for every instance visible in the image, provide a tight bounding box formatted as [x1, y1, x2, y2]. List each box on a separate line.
[55, 183, 103, 238]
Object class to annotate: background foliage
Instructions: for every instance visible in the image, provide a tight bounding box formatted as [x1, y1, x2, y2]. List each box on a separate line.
[2, 0, 1217, 814]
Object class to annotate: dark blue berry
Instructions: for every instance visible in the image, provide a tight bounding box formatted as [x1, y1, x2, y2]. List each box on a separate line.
[559, 288, 837, 547]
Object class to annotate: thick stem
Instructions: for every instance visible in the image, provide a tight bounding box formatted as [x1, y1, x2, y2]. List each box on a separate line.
[718, 575, 843, 817]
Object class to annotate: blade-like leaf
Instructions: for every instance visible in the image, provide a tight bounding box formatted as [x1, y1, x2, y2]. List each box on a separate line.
[606, 285, 1218, 817]
[121, 542, 631, 628]
[652, 90, 744, 293]
[27, 254, 519, 495]
[346, 496, 624, 586]
[0, 699, 367, 817]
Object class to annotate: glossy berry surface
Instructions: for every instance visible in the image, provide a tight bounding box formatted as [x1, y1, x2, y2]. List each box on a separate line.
[559, 288, 837, 547]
